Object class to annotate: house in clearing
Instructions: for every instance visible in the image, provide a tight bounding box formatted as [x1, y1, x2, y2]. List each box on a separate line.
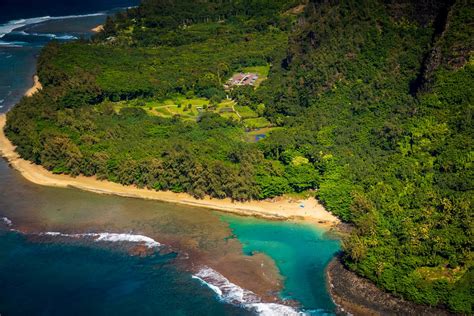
[224, 72, 259, 89]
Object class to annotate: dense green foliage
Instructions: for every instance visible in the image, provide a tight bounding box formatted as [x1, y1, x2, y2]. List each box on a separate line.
[7, 0, 317, 202]
[257, 0, 473, 312]
[5, 0, 473, 313]
[38, 32, 285, 100]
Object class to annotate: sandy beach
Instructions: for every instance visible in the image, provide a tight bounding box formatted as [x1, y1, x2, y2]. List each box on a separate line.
[24, 75, 42, 97]
[0, 113, 339, 226]
[91, 25, 104, 32]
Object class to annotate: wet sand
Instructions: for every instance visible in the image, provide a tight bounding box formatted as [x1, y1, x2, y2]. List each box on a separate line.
[0, 114, 339, 227]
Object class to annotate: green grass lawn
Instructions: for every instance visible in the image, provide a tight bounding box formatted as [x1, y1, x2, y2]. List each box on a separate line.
[243, 117, 271, 129]
[112, 94, 268, 126]
[244, 126, 279, 142]
[112, 96, 251, 122]
[241, 65, 270, 87]
[234, 105, 258, 119]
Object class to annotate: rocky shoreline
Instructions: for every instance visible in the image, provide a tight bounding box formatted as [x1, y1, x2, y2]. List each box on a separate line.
[326, 256, 454, 316]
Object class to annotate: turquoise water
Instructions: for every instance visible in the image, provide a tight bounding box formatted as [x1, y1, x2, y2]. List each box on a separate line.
[0, 158, 341, 315]
[221, 215, 340, 314]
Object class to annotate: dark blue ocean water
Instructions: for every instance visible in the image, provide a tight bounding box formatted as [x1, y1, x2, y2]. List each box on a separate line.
[0, 230, 249, 316]
[0, 0, 139, 23]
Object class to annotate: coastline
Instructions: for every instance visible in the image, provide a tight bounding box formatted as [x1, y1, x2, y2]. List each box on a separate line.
[91, 25, 104, 32]
[0, 113, 339, 227]
[24, 75, 42, 97]
[326, 257, 452, 316]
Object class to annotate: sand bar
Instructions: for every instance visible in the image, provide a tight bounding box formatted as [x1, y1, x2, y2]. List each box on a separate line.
[0, 114, 339, 226]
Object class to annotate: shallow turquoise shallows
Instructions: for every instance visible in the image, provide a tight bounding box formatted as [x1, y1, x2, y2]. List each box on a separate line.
[220, 215, 340, 314]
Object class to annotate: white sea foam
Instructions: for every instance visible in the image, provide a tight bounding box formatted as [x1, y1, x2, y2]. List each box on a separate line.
[16, 32, 78, 40]
[40, 232, 161, 248]
[0, 13, 105, 39]
[93, 233, 161, 248]
[249, 303, 303, 316]
[1, 217, 13, 226]
[0, 41, 24, 47]
[192, 266, 303, 315]
[54, 35, 78, 40]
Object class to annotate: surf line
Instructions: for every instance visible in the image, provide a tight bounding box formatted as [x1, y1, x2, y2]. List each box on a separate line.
[193, 266, 303, 316]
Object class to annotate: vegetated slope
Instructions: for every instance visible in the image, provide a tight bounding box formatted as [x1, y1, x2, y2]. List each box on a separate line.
[259, 0, 472, 312]
[4, 0, 473, 312]
[6, 0, 319, 201]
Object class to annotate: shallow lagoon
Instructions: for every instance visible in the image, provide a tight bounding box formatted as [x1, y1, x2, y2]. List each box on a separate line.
[0, 158, 340, 315]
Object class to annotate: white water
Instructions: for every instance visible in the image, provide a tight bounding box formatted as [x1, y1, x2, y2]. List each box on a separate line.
[1, 217, 12, 226]
[193, 266, 303, 316]
[0, 13, 105, 40]
[41, 232, 161, 248]
[14, 31, 79, 40]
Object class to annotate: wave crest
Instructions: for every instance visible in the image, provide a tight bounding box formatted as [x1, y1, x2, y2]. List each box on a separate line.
[40, 232, 161, 248]
[1, 217, 12, 226]
[0, 13, 105, 39]
[192, 266, 302, 315]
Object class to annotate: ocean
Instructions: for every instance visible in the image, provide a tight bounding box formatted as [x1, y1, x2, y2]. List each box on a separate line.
[0, 1, 340, 315]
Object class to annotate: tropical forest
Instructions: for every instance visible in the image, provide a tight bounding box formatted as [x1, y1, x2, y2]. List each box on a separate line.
[5, 0, 473, 313]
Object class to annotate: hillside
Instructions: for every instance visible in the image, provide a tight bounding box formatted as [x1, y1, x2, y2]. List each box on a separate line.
[259, 0, 473, 312]
[4, 0, 473, 313]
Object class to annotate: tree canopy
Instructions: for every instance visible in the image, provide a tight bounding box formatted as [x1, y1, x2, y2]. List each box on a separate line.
[5, 0, 473, 313]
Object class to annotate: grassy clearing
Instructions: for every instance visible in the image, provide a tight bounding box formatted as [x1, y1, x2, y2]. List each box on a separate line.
[234, 105, 258, 119]
[240, 65, 271, 87]
[112, 94, 269, 126]
[112, 96, 250, 121]
[243, 117, 271, 129]
[244, 126, 279, 142]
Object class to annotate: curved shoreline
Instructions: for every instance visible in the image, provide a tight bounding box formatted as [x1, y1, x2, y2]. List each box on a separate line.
[326, 257, 452, 316]
[0, 113, 339, 227]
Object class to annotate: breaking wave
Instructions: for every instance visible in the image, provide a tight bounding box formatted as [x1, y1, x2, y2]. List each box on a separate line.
[0, 13, 105, 39]
[0, 12, 105, 47]
[40, 232, 161, 248]
[0, 41, 26, 47]
[192, 267, 303, 316]
[1, 217, 13, 226]
[15, 31, 78, 40]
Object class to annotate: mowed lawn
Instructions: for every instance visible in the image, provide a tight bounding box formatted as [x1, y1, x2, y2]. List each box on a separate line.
[241, 65, 270, 87]
[113, 97, 241, 121]
[112, 92, 271, 128]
